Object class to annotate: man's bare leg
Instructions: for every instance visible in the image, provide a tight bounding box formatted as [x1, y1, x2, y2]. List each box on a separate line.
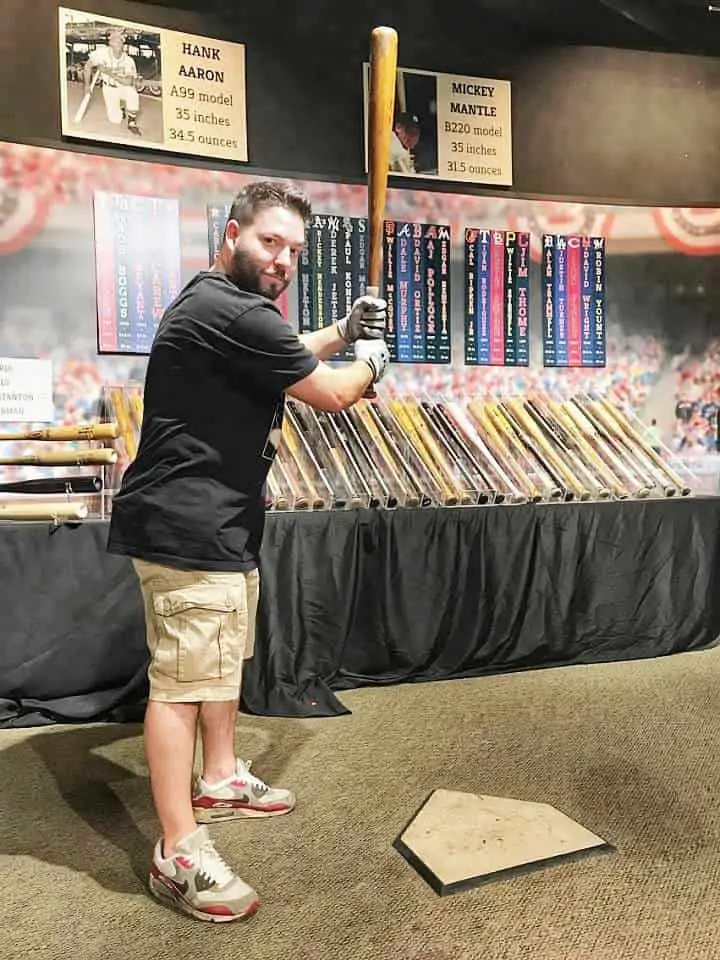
[199, 699, 239, 784]
[144, 699, 199, 853]
[193, 697, 296, 821]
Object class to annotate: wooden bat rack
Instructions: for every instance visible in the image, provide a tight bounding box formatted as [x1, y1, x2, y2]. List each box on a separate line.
[0, 420, 120, 524]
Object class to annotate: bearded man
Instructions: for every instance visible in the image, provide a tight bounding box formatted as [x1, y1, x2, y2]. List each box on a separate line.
[107, 179, 389, 922]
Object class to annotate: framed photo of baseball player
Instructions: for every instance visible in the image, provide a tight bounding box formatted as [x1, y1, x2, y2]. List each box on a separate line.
[362, 63, 512, 187]
[58, 8, 248, 163]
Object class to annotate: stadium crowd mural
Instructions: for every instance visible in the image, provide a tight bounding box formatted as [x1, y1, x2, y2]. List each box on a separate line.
[0, 139, 718, 472]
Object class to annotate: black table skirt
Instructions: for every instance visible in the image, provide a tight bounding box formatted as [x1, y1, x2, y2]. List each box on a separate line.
[2, 498, 719, 728]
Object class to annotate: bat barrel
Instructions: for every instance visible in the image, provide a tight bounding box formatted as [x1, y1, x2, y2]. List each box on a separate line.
[0, 502, 89, 522]
[367, 26, 398, 292]
[0, 422, 119, 443]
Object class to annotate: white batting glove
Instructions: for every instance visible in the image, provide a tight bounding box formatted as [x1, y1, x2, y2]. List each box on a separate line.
[355, 338, 390, 383]
[337, 295, 387, 343]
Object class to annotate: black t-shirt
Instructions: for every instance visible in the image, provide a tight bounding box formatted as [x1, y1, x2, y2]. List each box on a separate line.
[107, 272, 318, 571]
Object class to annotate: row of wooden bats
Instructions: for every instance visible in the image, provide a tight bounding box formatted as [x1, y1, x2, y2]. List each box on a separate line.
[266, 394, 691, 511]
[0, 421, 118, 521]
[0, 391, 690, 517]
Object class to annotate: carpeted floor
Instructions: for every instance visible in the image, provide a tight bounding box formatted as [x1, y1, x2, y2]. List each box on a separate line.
[2, 646, 720, 960]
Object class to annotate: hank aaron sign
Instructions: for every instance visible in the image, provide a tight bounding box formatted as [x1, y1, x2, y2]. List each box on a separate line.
[58, 8, 247, 162]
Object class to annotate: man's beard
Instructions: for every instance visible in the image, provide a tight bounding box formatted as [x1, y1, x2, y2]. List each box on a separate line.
[226, 245, 289, 301]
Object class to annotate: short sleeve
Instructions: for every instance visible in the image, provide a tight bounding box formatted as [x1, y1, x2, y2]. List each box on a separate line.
[227, 305, 319, 393]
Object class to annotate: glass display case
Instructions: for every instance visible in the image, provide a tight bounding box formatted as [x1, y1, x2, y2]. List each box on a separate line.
[93, 384, 698, 514]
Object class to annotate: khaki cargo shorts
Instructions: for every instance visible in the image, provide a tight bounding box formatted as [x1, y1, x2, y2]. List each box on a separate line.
[132, 559, 259, 703]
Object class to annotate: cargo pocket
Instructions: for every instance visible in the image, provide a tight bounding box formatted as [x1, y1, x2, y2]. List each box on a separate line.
[151, 584, 244, 683]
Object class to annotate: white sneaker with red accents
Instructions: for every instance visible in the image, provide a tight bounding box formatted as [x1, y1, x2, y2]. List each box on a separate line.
[192, 759, 296, 823]
[148, 825, 259, 922]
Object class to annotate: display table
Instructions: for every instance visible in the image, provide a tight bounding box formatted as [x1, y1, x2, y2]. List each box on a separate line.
[2, 499, 719, 728]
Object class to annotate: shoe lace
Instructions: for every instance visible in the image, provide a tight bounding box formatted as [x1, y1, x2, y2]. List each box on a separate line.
[197, 839, 235, 887]
[239, 759, 269, 796]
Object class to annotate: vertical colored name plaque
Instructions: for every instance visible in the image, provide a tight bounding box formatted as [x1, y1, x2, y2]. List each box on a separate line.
[383, 221, 451, 364]
[297, 214, 368, 335]
[543, 234, 606, 368]
[94, 191, 181, 355]
[464, 228, 529, 366]
[206, 203, 230, 264]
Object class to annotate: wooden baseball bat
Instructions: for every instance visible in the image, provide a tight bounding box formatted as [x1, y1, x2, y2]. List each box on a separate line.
[597, 397, 691, 496]
[265, 467, 288, 510]
[370, 402, 432, 505]
[578, 396, 668, 496]
[351, 403, 418, 506]
[0, 449, 117, 466]
[388, 399, 458, 505]
[291, 403, 350, 508]
[129, 392, 144, 430]
[367, 26, 398, 300]
[468, 400, 546, 502]
[282, 407, 329, 509]
[287, 403, 339, 508]
[583, 397, 664, 491]
[364, 26, 398, 399]
[0, 475, 102, 495]
[421, 402, 485, 503]
[466, 401, 537, 500]
[431, 403, 494, 494]
[0, 501, 88, 522]
[567, 399, 651, 498]
[559, 398, 639, 497]
[406, 399, 466, 504]
[335, 409, 395, 507]
[535, 395, 626, 497]
[443, 401, 526, 503]
[272, 453, 308, 510]
[480, 403, 546, 496]
[316, 409, 373, 507]
[494, 401, 567, 500]
[396, 69, 407, 114]
[407, 399, 473, 503]
[512, 397, 611, 500]
[109, 388, 138, 460]
[0, 422, 119, 442]
[73, 69, 99, 124]
[488, 402, 566, 500]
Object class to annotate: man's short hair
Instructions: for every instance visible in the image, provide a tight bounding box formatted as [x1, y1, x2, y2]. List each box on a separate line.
[228, 180, 312, 229]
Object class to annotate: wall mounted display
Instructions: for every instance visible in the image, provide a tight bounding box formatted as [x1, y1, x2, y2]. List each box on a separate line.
[94, 191, 181, 355]
[464, 228, 530, 366]
[363, 64, 512, 186]
[297, 214, 368, 336]
[542, 235, 607, 368]
[59, 7, 247, 162]
[383, 220, 452, 364]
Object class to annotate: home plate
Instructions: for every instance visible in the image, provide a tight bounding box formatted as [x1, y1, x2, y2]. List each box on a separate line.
[394, 789, 612, 895]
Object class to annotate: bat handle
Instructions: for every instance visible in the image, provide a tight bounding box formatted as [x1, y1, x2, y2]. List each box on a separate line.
[362, 284, 382, 399]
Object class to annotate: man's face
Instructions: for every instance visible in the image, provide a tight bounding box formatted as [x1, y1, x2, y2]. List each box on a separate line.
[109, 35, 124, 55]
[225, 205, 306, 300]
[396, 123, 420, 151]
